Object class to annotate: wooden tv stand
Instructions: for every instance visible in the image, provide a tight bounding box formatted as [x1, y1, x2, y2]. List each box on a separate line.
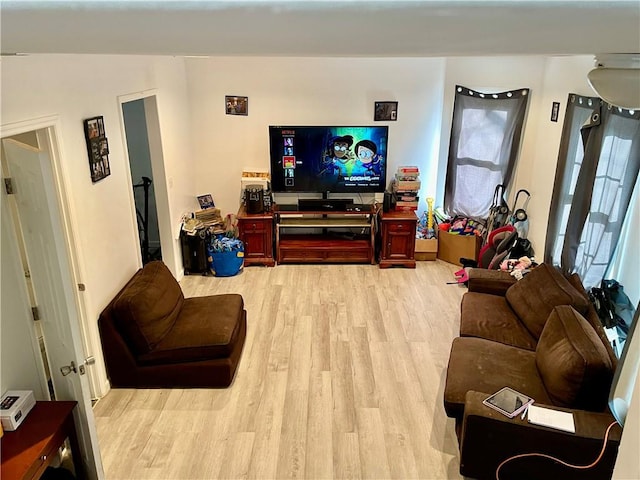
[274, 204, 377, 264]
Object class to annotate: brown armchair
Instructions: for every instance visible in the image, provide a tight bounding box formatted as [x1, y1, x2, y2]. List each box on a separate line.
[98, 261, 246, 388]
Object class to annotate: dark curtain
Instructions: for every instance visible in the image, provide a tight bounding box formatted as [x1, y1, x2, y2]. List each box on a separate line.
[546, 94, 640, 288]
[444, 85, 529, 219]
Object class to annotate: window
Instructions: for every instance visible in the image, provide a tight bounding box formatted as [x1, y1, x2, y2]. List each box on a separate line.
[444, 85, 529, 219]
[545, 95, 640, 289]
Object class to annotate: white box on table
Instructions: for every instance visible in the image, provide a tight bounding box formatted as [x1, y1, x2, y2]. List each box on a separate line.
[1, 390, 35, 431]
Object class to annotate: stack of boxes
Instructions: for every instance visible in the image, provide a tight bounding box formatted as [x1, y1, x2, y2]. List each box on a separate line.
[391, 166, 420, 211]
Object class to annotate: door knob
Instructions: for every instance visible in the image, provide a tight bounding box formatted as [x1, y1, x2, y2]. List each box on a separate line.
[60, 361, 77, 376]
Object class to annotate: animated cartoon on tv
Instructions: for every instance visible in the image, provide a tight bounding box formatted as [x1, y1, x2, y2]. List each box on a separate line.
[269, 126, 388, 192]
[318, 128, 385, 185]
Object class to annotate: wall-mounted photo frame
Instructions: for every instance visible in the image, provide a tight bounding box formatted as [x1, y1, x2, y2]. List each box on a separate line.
[374, 101, 398, 121]
[83, 116, 111, 183]
[225, 96, 248, 116]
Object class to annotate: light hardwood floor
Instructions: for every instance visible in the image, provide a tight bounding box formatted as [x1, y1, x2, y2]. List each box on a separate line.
[94, 260, 466, 479]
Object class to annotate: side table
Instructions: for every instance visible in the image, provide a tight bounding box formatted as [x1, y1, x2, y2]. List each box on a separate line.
[1, 401, 84, 480]
[237, 205, 275, 266]
[378, 209, 418, 268]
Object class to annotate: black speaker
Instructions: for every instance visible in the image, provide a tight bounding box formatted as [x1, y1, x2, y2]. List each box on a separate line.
[263, 189, 273, 211]
[383, 191, 392, 212]
[245, 184, 264, 214]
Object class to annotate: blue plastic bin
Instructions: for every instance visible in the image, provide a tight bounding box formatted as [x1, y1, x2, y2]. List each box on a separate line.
[207, 246, 244, 277]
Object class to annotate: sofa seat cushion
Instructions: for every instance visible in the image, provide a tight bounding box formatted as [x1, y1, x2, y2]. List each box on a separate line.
[137, 294, 245, 365]
[444, 337, 552, 419]
[113, 261, 184, 354]
[505, 263, 590, 340]
[536, 305, 613, 411]
[460, 293, 537, 350]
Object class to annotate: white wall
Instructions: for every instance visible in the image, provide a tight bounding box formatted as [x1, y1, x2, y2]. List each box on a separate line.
[185, 57, 446, 215]
[1, 54, 194, 396]
[185, 55, 611, 262]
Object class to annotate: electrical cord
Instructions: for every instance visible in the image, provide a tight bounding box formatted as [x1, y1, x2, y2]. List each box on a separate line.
[495, 421, 618, 480]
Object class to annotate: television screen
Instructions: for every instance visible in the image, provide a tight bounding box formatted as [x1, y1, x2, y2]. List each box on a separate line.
[269, 126, 389, 193]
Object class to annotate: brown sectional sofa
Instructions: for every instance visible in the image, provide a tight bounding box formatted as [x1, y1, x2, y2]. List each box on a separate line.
[444, 263, 622, 480]
[98, 261, 246, 388]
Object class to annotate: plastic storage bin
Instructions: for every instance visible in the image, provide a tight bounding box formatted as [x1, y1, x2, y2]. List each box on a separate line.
[207, 242, 244, 277]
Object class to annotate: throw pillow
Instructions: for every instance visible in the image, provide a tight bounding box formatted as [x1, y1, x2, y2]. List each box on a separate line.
[505, 263, 590, 339]
[536, 305, 613, 411]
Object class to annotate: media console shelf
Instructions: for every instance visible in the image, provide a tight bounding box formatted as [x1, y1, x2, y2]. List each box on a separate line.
[275, 204, 377, 264]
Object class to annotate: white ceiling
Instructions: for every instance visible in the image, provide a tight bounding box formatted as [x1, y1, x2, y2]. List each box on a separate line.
[1, 1, 639, 57]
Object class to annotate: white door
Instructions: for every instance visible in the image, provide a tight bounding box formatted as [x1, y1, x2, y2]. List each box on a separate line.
[2, 133, 104, 479]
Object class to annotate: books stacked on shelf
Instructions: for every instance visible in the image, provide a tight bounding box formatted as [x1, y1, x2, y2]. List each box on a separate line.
[391, 166, 420, 210]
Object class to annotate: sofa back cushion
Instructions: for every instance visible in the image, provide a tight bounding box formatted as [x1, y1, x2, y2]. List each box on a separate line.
[536, 305, 613, 411]
[113, 261, 184, 355]
[505, 263, 590, 339]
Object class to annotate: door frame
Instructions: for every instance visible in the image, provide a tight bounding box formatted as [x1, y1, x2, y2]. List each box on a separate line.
[117, 89, 177, 275]
[1, 115, 105, 477]
[0, 115, 101, 395]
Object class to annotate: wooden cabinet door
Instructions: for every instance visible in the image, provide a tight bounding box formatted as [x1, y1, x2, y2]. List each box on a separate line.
[383, 220, 414, 260]
[378, 211, 417, 268]
[237, 214, 275, 266]
[243, 229, 267, 258]
[386, 229, 412, 259]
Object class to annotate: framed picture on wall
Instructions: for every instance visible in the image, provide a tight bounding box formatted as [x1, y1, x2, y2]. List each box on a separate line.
[225, 96, 248, 116]
[83, 116, 111, 183]
[374, 101, 398, 121]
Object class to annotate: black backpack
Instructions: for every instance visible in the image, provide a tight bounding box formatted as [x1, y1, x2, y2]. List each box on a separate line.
[589, 279, 635, 338]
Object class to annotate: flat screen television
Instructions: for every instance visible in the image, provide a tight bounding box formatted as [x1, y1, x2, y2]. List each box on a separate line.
[269, 126, 389, 193]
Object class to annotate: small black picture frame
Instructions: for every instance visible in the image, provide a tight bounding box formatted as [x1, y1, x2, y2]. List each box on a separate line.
[374, 101, 398, 121]
[197, 194, 215, 209]
[225, 96, 248, 116]
[551, 102, 560, 122]
[83, 116, 111, 183]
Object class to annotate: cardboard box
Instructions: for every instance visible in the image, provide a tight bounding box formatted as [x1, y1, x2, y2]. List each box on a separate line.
[436, 232, 481, 266]
[415, 238, 437, 261]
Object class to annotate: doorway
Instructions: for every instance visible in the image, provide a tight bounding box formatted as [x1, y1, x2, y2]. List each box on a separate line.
[1, 121, 104, 478]
[122, 99, 162, 264]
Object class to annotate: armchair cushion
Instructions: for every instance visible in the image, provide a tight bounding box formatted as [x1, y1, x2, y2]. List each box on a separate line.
[138, 294, 245, 365]
[444, 337, 552, 419]
[460, 293, 537, 350]
[505, 263, 590, 339]
[536, 305, 613, 411]
[113, 261, 184, 354]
